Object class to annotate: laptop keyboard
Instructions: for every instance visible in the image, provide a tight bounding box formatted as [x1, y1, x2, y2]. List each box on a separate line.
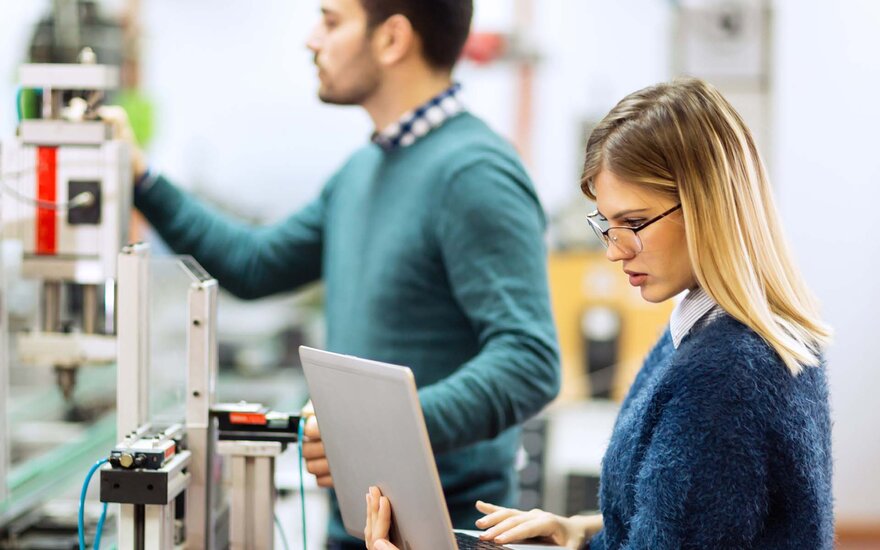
[455, 531, 515, 549]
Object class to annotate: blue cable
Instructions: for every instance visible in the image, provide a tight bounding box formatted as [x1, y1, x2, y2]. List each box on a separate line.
[94, 501, 109, 550]
[274, 512, 291, 550]
[79, 458, 109, 550]
[298, 416, 308, 550]
[15, 87, 23, 122]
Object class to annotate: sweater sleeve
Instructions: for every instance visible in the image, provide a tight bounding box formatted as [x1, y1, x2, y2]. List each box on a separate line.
[417, 158, 561, 453]
[618, 356, 770, 549]
[135, 174, 329, 299]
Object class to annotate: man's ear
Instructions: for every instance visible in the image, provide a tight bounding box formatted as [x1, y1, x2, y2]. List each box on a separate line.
[372, 14, 417, 66]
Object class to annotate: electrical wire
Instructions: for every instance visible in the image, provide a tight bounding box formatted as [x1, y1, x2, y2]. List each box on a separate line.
[274, 512, 291, 550]
[94, 500, 109, 550]
[15, 87, 23, 122]
[298, 416, 308, 550]
[0, 178, 95, 210]
[79, 458, 109, 550]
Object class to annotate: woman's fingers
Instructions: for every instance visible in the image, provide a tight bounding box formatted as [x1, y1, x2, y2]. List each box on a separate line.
[492, 518, 556, 545]
[479, 512, 534, 541]
[475, 506, 520, 529]
[475, 500, 502, 514]
[365, 487, 397, 550]
[365, 492, 375, 546]
[377, 496, 392, 535]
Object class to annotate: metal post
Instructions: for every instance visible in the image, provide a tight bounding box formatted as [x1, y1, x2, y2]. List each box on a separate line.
[82, 283, 99, 334]
[116, 243, 150, 438]
[42, 280, 61, 332]
[185, 273, 219, 549]
[0, 250, 8, 500]
[116, 243, 151, 550]
[217, 441, 282, 550]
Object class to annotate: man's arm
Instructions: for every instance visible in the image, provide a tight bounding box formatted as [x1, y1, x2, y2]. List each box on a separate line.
[135, 175, 330, 299]
[418, 158, 561, 454]
[100, 104, 328, 299]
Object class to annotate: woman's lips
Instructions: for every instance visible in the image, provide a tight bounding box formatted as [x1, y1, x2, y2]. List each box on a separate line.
[626, 271, 648, 287]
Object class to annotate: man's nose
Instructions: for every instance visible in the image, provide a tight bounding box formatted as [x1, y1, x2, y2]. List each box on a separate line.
[306, 26, 323, 53]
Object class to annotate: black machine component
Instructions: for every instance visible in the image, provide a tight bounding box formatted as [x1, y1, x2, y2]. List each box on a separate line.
[100, 467, 178, 506]
[211, 403, 300, 445]
[67, 180, 101, 225]
[107, 429, 178, 471]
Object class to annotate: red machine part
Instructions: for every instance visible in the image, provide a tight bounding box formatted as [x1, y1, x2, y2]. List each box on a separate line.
[35, 146, 58, 255]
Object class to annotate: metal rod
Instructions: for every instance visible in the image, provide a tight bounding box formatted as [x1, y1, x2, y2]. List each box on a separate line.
[42, 281, 61, 332]
[135, 504, 145, 550]
[82, 283, 98, 334]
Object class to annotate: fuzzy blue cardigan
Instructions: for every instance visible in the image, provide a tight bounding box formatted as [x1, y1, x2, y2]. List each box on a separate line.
[587, 314, 833, 549]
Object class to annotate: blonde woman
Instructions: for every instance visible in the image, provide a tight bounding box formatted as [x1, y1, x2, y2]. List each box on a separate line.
[365, 78, 833, 549]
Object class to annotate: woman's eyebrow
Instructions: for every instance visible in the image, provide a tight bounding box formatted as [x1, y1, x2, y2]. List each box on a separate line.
[601, 207, 649, 220]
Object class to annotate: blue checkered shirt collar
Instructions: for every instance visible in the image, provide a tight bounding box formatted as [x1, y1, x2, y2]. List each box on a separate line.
[372, 82, 465, 151]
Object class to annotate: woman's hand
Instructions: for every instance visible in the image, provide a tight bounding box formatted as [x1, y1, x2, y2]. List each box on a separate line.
[474, 501, 602, 549]
[365, 486, 399, 550]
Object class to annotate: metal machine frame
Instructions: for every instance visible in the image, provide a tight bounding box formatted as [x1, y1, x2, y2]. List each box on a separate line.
[109, 244, 223, 550]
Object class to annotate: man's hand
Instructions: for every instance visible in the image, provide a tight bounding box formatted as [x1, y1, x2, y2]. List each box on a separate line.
[97, 105, 148, 183]
[301, 404, 333, 488]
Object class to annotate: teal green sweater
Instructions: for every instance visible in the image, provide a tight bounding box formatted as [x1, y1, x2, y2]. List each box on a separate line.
[135, 112, 560, 542]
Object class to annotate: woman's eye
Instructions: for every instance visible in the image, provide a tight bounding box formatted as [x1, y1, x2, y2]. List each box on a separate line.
[624, 219, 644, 227]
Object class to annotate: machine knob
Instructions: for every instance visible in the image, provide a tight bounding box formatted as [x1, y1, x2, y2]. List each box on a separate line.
[119, 453, 134, 468]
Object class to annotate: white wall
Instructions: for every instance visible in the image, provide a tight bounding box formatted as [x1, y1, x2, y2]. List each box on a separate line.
[774, 0, 880, 523]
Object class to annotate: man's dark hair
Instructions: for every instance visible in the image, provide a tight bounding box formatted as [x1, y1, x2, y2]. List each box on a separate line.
[360, 0, 473, 70]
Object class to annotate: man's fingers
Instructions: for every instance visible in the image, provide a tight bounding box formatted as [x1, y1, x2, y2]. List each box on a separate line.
[300, 400, 315, 416]
[305, 457, 330, 477]
[304, 416, 321, 439]
[301, 440, 326, 459]
[316, 474, 333, 488]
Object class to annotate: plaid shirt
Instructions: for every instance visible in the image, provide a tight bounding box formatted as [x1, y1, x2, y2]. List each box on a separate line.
[372, 82, 464, 151]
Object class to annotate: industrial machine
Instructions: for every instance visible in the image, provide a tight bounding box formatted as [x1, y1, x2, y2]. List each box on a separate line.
[1, 49, 131, 403]
[95, 244, 300, 550]
[0, 52, 133, 546]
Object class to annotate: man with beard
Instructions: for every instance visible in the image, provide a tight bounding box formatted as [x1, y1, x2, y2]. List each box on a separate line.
[108, 1, 559, 548]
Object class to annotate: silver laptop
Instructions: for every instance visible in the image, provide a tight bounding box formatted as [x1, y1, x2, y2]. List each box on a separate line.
[299, 346, 563, 550]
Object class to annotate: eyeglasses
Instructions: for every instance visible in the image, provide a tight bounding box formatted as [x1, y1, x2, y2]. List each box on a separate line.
[586, 204, 682, 256]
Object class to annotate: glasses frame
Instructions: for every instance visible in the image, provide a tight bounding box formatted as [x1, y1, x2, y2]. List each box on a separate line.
[586, 204, 682, 255]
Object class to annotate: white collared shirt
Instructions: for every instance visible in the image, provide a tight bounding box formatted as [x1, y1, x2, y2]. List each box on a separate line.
[669, 287, 727, 348]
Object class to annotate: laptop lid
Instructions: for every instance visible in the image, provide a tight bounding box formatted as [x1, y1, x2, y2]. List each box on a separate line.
[299, 346, 458, 550]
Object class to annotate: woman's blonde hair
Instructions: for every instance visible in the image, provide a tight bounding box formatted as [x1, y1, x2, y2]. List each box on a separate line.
[581, 77, 830, 374]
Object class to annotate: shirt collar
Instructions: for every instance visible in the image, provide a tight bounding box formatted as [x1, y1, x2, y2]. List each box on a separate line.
[371, 82, 465, 151]
[670, 287, 726, 348]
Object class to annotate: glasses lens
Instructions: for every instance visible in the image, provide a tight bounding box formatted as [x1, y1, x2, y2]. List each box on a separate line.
[588, 218, 609, 248]
[607, 228, 641, 256]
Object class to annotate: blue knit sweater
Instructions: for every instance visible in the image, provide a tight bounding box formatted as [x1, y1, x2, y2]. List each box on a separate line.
[588, 314, 833, 549]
